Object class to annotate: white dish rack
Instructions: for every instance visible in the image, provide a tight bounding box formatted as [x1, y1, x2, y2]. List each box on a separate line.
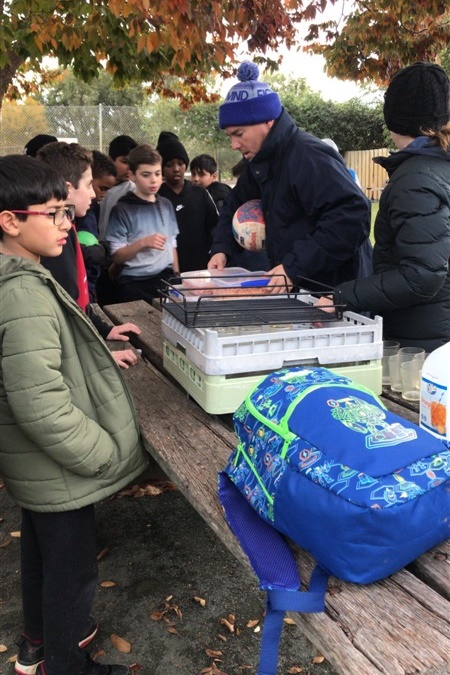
[162, 293, 383, 377]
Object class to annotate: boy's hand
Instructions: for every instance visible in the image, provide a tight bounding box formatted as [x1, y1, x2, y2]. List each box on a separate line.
[143, 234, 167, 250]
[111, 349, 139, 369]
[107, 323, 141, 342]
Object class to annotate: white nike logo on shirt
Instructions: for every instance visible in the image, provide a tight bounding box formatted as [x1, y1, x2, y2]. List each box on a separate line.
[176, 205, 185, 211]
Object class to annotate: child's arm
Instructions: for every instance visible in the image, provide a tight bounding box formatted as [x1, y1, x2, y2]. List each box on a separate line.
[111, 233, 167, 264]
[172, 247, 180, 275]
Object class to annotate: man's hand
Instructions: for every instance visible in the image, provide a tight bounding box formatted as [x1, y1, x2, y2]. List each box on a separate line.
[208, 253, 227, 270]
[313, 295, 336, 327]
[112, 349, 139, 369]
[107, 323, 141, 342]
[265, 264, 292, 294]
[314, 295, 336, 314]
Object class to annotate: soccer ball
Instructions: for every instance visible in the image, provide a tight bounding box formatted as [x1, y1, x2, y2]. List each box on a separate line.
[232, 200, 266, 251]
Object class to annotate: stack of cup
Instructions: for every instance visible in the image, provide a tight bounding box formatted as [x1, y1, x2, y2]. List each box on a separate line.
[382, 340, 400, 386]
[388, 347, 425, 400]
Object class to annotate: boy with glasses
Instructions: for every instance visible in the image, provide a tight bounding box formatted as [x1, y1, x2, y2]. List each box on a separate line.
[0, 154, 147, 675]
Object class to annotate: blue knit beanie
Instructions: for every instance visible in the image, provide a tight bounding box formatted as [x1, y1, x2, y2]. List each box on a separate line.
[219, 62, 282, 129]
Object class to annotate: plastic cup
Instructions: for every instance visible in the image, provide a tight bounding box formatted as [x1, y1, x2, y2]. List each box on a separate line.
[400, 359, 422, 401]
[389, 353, 415, 392]
[382, 341, 400, 385]
[398, 347, 425, 361]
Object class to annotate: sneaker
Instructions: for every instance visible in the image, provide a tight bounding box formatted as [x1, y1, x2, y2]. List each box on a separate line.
[82, 654, 132, 675]
[15, 635, 44, 675]
[35, 654, 131, 675]
[15, 617, 98, 675]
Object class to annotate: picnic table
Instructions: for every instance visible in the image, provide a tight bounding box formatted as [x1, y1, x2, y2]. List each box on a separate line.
[96, 300, 450, 675]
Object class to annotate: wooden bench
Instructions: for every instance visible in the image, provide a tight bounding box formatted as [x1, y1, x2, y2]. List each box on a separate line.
[98, 300, 450, 675]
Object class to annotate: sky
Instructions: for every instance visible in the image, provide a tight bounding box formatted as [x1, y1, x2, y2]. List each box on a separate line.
[234, 0, 379, 103]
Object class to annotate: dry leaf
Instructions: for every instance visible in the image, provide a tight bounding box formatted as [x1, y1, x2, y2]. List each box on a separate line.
[228, 613, 236, 624]
[7, 654, 17, 663]
[91, 648, 106, 660]
[312, 655, 325, 664]
[194, 596, 206, 607]
[283, 617, 296, 625]
[166, 626, 179, 635]
[110, 634, 131, 653]
[10, 531, 21, 537]
[96, 547, 109, 561]
[201, 666, 227, 675]
[100, 581, 117, 588]
[205, 649, 223, 658]
[165, 595, 173, 602]
[0, 645, 8, 653]
[288, 667, 304, 673]
[0, 538, 11, 548]
[246, 619, 259, 628]
[253, 625, 260, 633]
[219, 618, 234, 633]
[217, 634, 227, 642]
[150, 610, 165, 621]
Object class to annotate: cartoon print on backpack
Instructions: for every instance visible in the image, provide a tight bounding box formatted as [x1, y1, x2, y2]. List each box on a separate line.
[326, 395, 418, 447]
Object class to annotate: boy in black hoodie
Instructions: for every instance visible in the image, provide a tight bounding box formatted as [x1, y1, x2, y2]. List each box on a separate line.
[157, 132, 218, 272]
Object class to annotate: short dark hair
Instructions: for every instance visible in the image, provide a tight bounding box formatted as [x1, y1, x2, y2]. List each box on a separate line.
[37, 142, 93, 188]
[108, 135, 138, 160]
[0, 155, 68, 238]
[92, 150, 117, 179]
[24, 134, 58, 157]
[128, 144, 162, 173]
[190, 154, 217, 174]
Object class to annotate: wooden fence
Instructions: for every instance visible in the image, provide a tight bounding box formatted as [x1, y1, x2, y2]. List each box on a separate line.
[344, 148, 390, 200]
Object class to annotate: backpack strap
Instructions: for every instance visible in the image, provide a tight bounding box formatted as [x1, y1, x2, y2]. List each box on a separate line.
[218, 473, 328, 675]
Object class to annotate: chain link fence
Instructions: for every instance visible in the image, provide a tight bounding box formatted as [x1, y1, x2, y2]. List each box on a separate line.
[0, 103, 238, 181]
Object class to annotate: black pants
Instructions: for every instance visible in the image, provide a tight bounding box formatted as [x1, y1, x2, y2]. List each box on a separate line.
[117, 268, 175, 304]
[20, 505, 97, 675]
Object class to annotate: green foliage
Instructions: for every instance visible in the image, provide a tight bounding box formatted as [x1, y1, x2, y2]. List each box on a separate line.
[37, 70, 146, 106]
[281, 92, 389, 152]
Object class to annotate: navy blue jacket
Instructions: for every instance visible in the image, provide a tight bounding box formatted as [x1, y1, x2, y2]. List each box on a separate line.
[338, 137, 450, 351]
[210, 109, 372, 289]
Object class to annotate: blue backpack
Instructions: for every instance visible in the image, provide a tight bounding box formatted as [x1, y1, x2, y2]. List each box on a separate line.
[218, 367, 450, 675]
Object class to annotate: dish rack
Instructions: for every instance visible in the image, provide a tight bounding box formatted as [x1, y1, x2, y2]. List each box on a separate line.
[160, 281, 383, 413]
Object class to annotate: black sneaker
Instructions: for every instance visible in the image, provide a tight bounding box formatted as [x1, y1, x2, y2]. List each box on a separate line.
[15, 617, 98, 675]
[82, 654, 132, 675]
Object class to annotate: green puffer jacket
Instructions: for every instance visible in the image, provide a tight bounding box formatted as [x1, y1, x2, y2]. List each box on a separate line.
[0, 255, 148, 512]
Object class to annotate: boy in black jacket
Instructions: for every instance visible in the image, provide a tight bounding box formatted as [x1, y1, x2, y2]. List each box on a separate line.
[157, 133, 218, 272]
[190, 153, 232, 212]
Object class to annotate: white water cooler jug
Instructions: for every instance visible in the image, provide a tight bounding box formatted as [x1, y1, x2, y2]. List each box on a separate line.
[419, 342, 450, 444]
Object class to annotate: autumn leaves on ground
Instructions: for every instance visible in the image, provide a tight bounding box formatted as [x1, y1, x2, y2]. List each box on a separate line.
[0, 475, 338, 675]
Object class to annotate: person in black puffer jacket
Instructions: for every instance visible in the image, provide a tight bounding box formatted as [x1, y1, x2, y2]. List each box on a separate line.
[317, 62, 450, 353]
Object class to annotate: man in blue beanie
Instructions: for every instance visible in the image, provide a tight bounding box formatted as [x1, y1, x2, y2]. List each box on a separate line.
[208, 61, 373, 292]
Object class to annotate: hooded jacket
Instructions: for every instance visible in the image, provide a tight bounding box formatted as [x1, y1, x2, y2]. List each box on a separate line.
[0, 255, 147, 512]
[337, 137, 450, 351]
[210, 109, 373, 288]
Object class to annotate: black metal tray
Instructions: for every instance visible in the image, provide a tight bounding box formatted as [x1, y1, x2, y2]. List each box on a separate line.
[159, 278, 344, 328]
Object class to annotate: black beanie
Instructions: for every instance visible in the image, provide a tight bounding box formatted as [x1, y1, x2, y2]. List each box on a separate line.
[383, 62, 450, 137]
[156, 131, 189, 167]
[24, 134, 58, 157]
